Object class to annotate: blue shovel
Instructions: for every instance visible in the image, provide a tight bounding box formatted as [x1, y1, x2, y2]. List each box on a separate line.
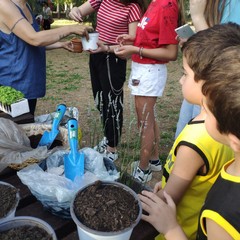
[64, 118, 84, 181]
[38, 104, 67, 149]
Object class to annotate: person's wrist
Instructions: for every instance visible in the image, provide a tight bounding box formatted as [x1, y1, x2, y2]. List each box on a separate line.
[138, 47, 143, 59]
[164, 225, 186, 239]
[105, 45, 110, 54]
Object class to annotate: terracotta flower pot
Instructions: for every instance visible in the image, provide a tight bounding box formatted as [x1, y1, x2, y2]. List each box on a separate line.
[0, 181, 20, 224]
[71, 38, 83, 53]
[70, 180, 142, 240]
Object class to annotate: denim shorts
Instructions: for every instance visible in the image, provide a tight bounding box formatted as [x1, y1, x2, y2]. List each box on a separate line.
[128, 61, 167, 97]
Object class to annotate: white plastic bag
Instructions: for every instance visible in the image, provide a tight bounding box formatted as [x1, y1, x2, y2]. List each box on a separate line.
[0, 118, 53, 172]
[34, 106, 79, 128]
[16, 148, 120, 218]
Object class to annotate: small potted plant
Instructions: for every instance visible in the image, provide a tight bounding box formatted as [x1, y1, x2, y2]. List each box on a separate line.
[70, 180, 142, 240]
[0, 86, 29, 117]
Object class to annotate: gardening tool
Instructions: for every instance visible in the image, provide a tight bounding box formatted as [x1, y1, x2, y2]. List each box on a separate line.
[38, 104, 67, 149]
[64, 118, 84, 181]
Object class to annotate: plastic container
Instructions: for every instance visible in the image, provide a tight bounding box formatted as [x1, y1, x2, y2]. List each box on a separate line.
[0, 181, 20, 224]
[70, 181, 142, 240]
[0, 216, 57, 239]
[82, 32, 99, 50]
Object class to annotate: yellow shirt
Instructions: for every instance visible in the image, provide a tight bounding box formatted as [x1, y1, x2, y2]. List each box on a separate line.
[156, 120, 234, 240]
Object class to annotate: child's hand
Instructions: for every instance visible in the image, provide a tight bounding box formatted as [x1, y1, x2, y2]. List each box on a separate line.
[116, 34, 135, 45]
[176, 35, 188, 47]
[139, 190, 179, 235]
[153, 181, 162, 193]
[114, 45, 134, 59]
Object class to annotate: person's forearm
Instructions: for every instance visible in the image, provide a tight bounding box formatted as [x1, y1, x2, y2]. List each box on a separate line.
[138, 45, 178, 61]
[190, 0, 209, 31]
[45, 41, 63, 50]
[78, 1, 95, 17]
[14, 21, 88, 47]
[165, 225, 188, 240]
[191, 15, 209, 31]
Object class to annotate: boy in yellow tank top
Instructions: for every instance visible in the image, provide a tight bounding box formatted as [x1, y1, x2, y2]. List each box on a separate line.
[139, 23, 240, 240]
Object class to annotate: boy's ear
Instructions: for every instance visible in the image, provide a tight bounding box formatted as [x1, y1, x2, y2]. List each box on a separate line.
[228, 133, 240, 152]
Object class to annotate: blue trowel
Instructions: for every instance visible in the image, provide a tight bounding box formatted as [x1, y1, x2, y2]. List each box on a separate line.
[38, 104, 66, 149]
[64, 118, 84, 181]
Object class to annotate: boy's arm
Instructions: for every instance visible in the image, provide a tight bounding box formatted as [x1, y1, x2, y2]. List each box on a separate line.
[156, 145, 205, 204]
[206, 219, 233, 240]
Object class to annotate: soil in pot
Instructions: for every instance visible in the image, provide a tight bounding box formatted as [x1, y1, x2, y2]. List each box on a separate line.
[0, 183, 19, 219]
[0, 225, 52, 240]
[73, 180, 140, 232]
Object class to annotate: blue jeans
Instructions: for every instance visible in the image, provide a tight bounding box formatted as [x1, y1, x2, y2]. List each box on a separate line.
[175, 99, 201, 139]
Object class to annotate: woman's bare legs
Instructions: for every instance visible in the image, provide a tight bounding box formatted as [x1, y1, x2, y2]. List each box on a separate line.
[135, 95, 159, 170]
[151, 119, 160, 160]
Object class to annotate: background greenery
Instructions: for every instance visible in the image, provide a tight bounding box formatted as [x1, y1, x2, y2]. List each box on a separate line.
[28, 0, 191, 30]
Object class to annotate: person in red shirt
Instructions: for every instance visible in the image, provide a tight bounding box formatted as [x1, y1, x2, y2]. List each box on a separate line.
[115, 0, 185, 182]
[69, 0, 147, 162]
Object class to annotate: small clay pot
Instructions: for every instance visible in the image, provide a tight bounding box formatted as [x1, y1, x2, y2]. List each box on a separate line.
[71, 38, 83, 53]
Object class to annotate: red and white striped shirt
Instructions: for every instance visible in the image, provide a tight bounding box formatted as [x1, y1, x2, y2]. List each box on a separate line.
[90, 0, 142, 44]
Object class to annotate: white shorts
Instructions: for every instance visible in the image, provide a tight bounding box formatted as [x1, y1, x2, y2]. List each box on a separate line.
[128, 61, 167, 97]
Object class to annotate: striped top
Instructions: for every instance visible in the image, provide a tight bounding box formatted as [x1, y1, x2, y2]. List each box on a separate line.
[89, 0, 142, 44]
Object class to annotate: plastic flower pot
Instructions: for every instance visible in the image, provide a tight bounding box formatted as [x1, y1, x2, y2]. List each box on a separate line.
[0, 216, 57, 239]
[70, 180, 142, 240]
[0, 181, 20, 224]
[81, 32, 99, 51]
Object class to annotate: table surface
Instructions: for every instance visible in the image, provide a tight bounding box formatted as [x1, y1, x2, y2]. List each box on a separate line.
[0, 167, 158, 240]
[0, 111, 34, 124]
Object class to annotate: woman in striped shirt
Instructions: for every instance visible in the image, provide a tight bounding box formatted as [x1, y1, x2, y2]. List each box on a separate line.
[69, 0, 147, 162]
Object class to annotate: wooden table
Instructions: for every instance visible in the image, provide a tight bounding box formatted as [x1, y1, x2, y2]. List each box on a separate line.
[0, 167, 158, 240]
[0, 111, 34, 124]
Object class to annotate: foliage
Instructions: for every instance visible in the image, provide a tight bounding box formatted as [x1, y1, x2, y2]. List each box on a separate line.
[0, 86, 24, 105]
[28, 0, 190, 30]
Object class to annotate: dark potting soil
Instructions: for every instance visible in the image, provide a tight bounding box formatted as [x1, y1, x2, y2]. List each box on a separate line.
[0, 225, 52, 240]
[0, 184, 18, 218]
[28, 134, 63, 149]
[73, 180, 140, 232]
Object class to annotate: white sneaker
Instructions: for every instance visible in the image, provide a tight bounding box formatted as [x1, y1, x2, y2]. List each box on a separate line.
[131, 161, 152, 183]
[102, 150, 118, 162]
[150, 160, 162, 171]
[94, 137, 108, 153]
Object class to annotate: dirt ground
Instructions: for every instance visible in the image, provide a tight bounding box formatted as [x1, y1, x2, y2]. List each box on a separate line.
[35, 48, 183, 189]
